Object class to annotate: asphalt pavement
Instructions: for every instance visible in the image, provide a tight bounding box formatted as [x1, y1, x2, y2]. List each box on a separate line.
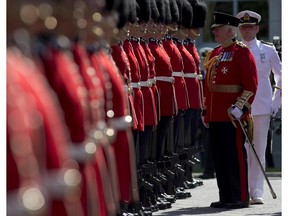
[153, 173, 282, 216]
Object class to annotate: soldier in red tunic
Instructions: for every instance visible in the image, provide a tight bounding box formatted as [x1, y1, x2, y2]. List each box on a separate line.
[183, 0, 208, 187]
[87, 0, 140, 211]
[7, 1, 104, 215]
[7, 47, 85, 216]
[185, 0, 207, 112]
[147, 8, 178, 162]
[203, 12, 258, 208]
[122, 9, 145, 158]
[173, 0, 201, 154]
[129, 3, 158, 165]
[162, 0, 189, 156]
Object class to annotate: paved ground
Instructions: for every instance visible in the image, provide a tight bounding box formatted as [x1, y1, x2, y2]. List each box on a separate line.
[153, 173, 282, 216]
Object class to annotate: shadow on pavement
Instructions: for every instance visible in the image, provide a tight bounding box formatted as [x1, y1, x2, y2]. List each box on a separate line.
[153, 206, 233, 215]
[154, 206, 282, 216]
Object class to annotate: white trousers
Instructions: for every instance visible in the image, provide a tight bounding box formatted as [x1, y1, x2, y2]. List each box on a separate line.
[245, 114, 270, 199]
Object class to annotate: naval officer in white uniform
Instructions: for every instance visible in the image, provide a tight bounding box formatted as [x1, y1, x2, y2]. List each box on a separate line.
[236, 10, 282, 205]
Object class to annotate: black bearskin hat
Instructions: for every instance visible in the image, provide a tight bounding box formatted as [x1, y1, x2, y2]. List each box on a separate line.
[155, 0, 166, 24]
[187, 0, 207, 28]
[176, 0, 193, 28]
[136, 0, 151, 23]
[116, 0, 130, 28]
[168, 0, 180, 24]
[128, 0, 138, 24]
[150, 0, 160, 22]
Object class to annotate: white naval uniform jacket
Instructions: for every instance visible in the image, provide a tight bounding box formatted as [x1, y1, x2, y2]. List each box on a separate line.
[242, 38, 282, 116]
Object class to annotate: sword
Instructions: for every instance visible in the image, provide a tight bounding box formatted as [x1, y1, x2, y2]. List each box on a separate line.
[238, 119, 277, 199]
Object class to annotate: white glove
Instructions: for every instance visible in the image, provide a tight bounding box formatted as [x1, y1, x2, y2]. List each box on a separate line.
[201, 116, 209, 128]
[230, 106, 243, 119]
[271, 96, 281, 116]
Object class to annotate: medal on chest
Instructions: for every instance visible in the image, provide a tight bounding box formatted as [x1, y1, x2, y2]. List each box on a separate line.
[219, 51, 234, 62]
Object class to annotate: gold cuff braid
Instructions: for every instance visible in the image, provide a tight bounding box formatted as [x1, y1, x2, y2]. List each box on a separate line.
[234, 90, 253, 110]
[243, 114, 254, 144]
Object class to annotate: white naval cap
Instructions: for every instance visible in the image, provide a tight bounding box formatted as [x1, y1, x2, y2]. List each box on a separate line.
[236, 10, 261, 26]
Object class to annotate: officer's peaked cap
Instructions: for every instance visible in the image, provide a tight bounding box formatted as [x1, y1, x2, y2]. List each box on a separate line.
[236, 10, 261, 26]
[211, 12, 241, 28]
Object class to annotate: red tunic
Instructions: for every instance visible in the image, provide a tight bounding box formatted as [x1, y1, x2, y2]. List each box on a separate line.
[130, 37, 157, 126]
[111, 43, 138, 130]
[174, 38, 201, 109]
[184, 38, 204, 109]
[123, 39, 144, 131]
[163, 35, 189, 110]
[40, 45, 114, 216]
[7, 48, 85, 216]
[140, 38, 160, 123]
[148, 38, 177, 116]
[89, 50, 139, 203]
[72, 42, 119, 216]
[204, 42, 258, 122]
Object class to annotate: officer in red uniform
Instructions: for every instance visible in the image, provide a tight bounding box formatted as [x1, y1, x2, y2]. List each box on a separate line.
[203, 12, 258, 208]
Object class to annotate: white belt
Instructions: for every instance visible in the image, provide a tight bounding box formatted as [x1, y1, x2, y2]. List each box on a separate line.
[149, 78, 157, 84]
[109, 115, 132, 131]
[130, 82, 141, 89]
[156, 76, 175, 83]
[124, 84, 133, 94]
[139, 80, 152, 87]
[197, 74, 203, 80]
[172, 71, 184, 78]
[184, 73, 197, 78]
[69, 142, 96, 162]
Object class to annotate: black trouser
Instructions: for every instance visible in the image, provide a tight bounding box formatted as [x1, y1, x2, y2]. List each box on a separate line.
[156, 116, 173, 160]
[133, 130, 140, 166]
[183, 108, 200, 147]
[173, 110, 185, 152]
[201, 128, 215, 175]
[210, 121, 249, 203]
[139, 126, 153, 165]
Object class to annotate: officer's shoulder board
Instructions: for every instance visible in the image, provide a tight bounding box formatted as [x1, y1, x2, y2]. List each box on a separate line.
[235, 41, 248, 48]
[215, 44, 221, 49]
[260, 40, 274, 46]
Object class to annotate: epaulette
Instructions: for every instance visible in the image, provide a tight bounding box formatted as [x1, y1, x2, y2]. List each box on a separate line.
[215, 44, 221, 49]
[260, 40, 274, 46]
[235, 41, 247, 48]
